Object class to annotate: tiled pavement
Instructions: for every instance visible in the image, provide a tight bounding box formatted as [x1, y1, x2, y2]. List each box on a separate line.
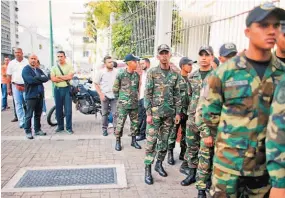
[1, 97, 197, 198]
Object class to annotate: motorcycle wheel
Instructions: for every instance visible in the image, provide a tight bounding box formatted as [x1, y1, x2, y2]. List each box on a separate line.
[47, 106, 58, 126]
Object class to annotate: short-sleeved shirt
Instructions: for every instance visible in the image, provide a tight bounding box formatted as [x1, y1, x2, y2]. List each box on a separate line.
[50, 63, 74, 87]
[6, 58, 29, 84]
[93, 67, 117, 99]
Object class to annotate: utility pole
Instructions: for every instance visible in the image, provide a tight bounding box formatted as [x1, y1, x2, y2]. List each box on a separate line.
[49, 0, 54, 67]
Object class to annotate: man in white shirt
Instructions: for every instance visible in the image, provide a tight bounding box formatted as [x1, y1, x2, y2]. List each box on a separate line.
[94, 56, 118, 136]
[7, 48, 29, 128]
[136, 58, 150, 141]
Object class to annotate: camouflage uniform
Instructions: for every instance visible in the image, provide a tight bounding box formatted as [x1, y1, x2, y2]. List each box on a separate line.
[113, 68, 140, 137]
[266, 74, 285, 189]
[185, 69, 211, 168]
[195, 73, 215, 190]
[144, 65, 181, 165]
[168, 74, 191, 152]
[201, 53, 285, 197]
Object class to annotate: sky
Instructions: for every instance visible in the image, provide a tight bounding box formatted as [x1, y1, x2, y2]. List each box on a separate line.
[18, 0, 87, 50]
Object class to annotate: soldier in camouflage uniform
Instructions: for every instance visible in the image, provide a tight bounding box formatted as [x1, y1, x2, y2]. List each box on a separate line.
[194, 43, 238, 198]
[113, 54, 141, 151]
[167, 57, 195, 171]
[201, 4, 285, 197]
[181, 46, 213, 187]
[266, 74, 285, 198]
[144, 44, 181, 185]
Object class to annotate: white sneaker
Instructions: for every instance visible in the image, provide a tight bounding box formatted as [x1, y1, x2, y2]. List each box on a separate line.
[108, 123, 113, 128]
[42, 112, 47, 116]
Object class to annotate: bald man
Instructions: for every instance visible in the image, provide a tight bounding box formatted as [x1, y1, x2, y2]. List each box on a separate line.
[22, 54, 49, 139]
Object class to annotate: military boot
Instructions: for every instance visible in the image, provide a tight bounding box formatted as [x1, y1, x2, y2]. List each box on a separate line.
[155, 160, 168, 177]
[181, 168, 196, 186]
[198, 190, 206, 198]
[167, 149, 175, 165]
[144, 164, 153, 185]
[179, 160, 190, 175]
[131, 136, 141, 149]
[179, 147, 186, 160]
[115, 137, 122, 151]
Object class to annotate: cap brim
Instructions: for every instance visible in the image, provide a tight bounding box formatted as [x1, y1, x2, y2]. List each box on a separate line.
[158, 49, 170, 54]
[189, 60, 197, 64]
[199, 50, 212, 55]
[220, 50, 238, 57]
[255, 8, 285, 23]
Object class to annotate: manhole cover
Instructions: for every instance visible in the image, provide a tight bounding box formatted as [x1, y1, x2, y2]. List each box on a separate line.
[15, 168, 117, 188]
[2, 165, 127, 192]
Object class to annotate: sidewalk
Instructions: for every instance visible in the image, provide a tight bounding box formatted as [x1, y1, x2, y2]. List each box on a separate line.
[1, 98, 197, 198]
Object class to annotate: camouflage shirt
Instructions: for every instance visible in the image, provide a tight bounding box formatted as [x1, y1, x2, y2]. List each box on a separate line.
[202, 52, 285, 177]
[266, 74, 285, 188]
[113, 68, 140, 109]
[144, 65, 181, 117]
[179, 75, 192, 115]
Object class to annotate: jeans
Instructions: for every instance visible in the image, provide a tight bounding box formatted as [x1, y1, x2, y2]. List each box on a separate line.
[42, 98, 47, 113]
[138, 99, 146, 137]
[101, 97, 117, 130]
[12, 84, 26, 126]
[54, 86, 72, 130]
[1, 84, 7, 109]
[24, 97, 43, 134]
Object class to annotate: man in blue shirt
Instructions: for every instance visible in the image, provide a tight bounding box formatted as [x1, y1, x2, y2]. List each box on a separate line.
[22, 54, 49, 139]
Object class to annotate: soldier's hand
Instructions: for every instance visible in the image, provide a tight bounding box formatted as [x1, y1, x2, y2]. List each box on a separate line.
[8, 88, 12, 96]
[100, 93, 106, 102]
[270, 187, 285, 198]
[203, 136, 214, 147]
[175, 114, 181, 125]
[146, 115, 153, 125]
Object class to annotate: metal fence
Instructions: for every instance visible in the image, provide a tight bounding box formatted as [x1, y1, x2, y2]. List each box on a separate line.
[120, 0, 157, 57]
[168, 0, 281, 60]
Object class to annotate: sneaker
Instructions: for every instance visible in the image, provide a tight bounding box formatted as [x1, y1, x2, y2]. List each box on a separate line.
[66, 129, 74, 135]
[42, 112, 47, 116]
[11, 117, 18, 122]
[35, 130, 47, 136]
[102, 129, 108, 136]
[55, 128, 65, 133]
[26, 133, 34, 139]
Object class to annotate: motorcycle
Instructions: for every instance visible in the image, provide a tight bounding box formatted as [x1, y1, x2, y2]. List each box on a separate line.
[47, 76, 102, 126]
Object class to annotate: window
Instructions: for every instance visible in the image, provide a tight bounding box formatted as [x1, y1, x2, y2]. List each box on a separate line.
[83, 51, 89, 57]
[83, 37, 89, 43]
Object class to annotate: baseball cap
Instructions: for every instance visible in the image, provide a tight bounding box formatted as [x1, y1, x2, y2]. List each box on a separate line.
[219, 43, 238, 57]
[124, 54, 140, 62]
[198, 45, 214, 55]
[246, 2, 285, 27]
[157, 44, 171, 54]
[179, 57, 197, 67]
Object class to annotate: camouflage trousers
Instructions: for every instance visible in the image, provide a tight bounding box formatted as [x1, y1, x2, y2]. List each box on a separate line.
[210, 166, 271, 198]
[196, 140, 214, 190]
[114, 107, 139, 138]
[184, 118, 200, 168]
[168, 115, 187, 150]
[144, 115, 173, 165]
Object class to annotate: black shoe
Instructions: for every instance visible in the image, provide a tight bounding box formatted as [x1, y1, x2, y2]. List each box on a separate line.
[180, 161, 190, 175]
[102, 129, 108, 136]
[198, 190, 206, 198]
[181, 168, 197, 186]
[26, 133, 34, 139]
[35, 130, 47, 136]
[155, 160, 167, 177]
[66, 129, 74, 135]
[131, 136, 141, 149]
[167, 149, 175, 165]
[115, 137, 122, 151]
[136, 134, 146, 141]
[11, 117, 18, 122]
[145, 164, 153, 185]
[55, 128, 64, 133]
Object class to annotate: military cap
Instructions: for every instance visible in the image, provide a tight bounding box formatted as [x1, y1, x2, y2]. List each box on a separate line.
[219, 43, 238, 57]
[199, 45, 214, 55]
[246, 2, 285, 27]
[157, 44, 171, 54]
[179, 57, 197, 68]
[124, 54, 140, 62]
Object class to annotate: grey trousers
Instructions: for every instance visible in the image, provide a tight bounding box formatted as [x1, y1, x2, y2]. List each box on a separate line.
[101, 97, 117, 130]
